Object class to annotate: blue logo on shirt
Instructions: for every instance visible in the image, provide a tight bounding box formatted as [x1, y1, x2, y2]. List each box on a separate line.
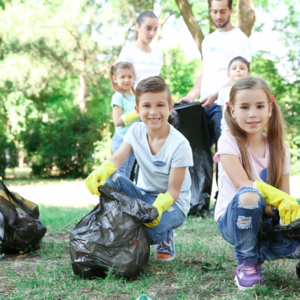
[153, 161, 166, 167]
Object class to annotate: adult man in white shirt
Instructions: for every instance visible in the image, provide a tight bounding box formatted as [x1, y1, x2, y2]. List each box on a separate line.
[179, 0, 251, 148]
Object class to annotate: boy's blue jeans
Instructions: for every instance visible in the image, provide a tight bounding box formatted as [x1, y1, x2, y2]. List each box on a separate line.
[112, 133, 136, 179]
[106, 174, 185, 245]
[218, 187, 300, 265]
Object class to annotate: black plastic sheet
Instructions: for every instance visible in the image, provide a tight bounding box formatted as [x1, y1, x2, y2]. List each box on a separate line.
[0, 180, 46, 253]
[70, 184, 159, 279]
[271, 211, 300, 241]
[169, 102, 213, 215]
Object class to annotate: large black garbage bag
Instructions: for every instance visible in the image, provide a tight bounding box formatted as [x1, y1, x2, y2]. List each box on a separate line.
[70, 184, 159, 279]
[169, 102, 213, 215]
[0, 180, 47, 253]
[271, 211, 300, 241]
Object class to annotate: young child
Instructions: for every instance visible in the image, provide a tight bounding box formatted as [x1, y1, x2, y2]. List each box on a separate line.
[110, 62, 140, 179]
[214, 76, 300, 290]
[216, 56, 251, 135]
[86, 76, 193, 261]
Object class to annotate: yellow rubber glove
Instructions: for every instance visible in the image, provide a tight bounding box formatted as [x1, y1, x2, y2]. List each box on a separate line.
[85, 160, 117, 196]
[254, 180, 300, 225]
[122, 110, 138, 126]
[144, 192, 174, 228]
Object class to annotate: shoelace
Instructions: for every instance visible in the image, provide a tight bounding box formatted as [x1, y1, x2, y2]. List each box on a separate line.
[242, 266, 258, 276]
[155, 238, 172, 254]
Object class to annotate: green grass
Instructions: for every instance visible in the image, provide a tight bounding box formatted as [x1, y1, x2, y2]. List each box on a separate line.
[0, 205, 300, 299]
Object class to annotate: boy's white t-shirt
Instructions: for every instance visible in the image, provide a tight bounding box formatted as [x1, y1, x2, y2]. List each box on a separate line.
[200, 28, 252, 101]
[124, 123, 193, 216]
[213, 131, 291, 222]
[216, 86, 232, 134]
[119, 44, 164, 89]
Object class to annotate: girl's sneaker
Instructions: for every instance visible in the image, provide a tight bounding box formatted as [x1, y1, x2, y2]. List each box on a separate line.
[154, 230, 175, 261]
[257, 260, 265, 274]
[235, 262, 264, 290]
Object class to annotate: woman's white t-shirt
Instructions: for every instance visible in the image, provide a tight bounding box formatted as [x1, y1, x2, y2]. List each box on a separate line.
[119, 44, 164, 89]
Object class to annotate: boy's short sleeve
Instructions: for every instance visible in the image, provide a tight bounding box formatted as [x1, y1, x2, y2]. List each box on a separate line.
[171, 141, 193, 168]
[214, 133, 241, 162]
[123, 124, 134, 146]
[216, 88, 226, 106]
[110, 93, 123, 109]
[284, 146, 291, 174]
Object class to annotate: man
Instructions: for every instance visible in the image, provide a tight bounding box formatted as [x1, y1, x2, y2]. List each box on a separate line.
[179, 0, 252, 205]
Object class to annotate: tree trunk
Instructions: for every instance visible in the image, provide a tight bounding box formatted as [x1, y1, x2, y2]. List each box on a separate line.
[78, 59, 87, 113]
[175, 0, 205, 56]
[152, 19, 164, 50]
[236, 0, 255, 37]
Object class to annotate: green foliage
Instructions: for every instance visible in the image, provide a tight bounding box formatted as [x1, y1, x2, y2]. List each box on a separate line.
[160, 46, 201, 102]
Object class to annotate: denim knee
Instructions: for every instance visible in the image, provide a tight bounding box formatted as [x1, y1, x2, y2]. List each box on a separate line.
[106, 172, 124, 189]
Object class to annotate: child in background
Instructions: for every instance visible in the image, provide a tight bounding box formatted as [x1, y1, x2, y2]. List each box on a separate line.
[214, 76, 300, 290]
[216, 56, 251, 134]
[86, 76, 193, 261]
[110, 62, 140, 179]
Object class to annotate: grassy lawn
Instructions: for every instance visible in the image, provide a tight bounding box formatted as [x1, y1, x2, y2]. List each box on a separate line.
[1, 203, 300, 299]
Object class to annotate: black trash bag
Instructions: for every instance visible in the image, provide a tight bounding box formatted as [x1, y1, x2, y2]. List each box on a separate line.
[169, 102, 213, 215]
[70, 184, 159, 279]
[271, 211, 300, 241]
[0, 180, 47, 253]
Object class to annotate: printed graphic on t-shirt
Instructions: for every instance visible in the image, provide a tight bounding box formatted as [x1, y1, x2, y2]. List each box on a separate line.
[140, 61, 160, 66]
[203, 46, 224, 53]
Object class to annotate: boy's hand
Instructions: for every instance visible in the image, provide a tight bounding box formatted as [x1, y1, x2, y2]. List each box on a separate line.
[144, 192, 174, 228]
[85, 160, 117, 196]
[254, 180, 300, 225]
[122, 110, 138, 126]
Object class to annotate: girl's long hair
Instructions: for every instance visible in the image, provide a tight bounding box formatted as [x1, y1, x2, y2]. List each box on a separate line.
[135, 11, 158, 40]
[110, 62, 135, 93]
[224, 77, 286, 188]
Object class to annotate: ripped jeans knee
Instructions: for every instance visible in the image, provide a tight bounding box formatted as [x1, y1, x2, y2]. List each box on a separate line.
[237, 216, 252, 229]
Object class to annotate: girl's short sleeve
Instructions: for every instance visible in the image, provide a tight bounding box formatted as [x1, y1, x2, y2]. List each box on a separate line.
[110, 93, 123, 109]
[214, 133, 241, 163]
[284, 146, 291, 174]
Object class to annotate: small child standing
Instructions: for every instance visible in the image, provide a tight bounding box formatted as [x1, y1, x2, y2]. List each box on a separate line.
[86, 76, 193, 261]
[216, 56, 251, 135]
[110, 62, 140, 179]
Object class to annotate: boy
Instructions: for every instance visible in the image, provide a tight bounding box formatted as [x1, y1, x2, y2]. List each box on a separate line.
[216, 56, 251, 134]
[85, 76, 193, 261]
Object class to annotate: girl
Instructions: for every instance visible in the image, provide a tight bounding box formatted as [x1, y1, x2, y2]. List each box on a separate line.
[119, 11, 163, 89]
[110, 62, 140, 178]
[214, 76, 300, 290]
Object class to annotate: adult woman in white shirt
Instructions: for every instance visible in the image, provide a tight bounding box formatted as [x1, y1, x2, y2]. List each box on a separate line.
[119, 11, 164, 89]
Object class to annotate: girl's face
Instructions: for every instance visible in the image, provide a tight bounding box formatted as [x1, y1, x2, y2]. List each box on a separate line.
[230, 88, 272, 136]
[113, 68, 135, 94]
[136, 17, 158, 44]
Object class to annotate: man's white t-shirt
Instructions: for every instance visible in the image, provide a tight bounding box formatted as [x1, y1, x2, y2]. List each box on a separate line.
[119, 44, 164, 89]
[124, 123, 193, 216]
[200, 28, 251, 101]
[216, 86, 232, 134]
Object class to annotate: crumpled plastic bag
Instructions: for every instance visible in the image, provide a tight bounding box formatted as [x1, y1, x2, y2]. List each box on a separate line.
[70, 184, 159, 279]
[0, 180, 47, 253]
[169, 103, 213, 214]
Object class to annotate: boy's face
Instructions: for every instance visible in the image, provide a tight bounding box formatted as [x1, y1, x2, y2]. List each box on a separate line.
[135, 91, 173, 130]
[228, 61, 250, 82]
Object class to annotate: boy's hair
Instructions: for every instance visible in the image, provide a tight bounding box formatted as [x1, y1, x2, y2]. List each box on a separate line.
[211, 0, 233, 10]
[135, 76, 172, 106]
[136, 11, 158, 40]
[228, 56, 251, 72]
[110, 62, 135, 93]
[225, 76, 286, 189]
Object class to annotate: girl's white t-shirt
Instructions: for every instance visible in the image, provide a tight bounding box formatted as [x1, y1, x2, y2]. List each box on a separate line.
[213, 131, 291, 222]
[119, 44, 164, 89]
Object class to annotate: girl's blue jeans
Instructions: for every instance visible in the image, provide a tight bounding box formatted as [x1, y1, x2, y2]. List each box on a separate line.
[106, 174, 186, 245]
[218, 187, 300, 265]
[112, 133, 136, 179]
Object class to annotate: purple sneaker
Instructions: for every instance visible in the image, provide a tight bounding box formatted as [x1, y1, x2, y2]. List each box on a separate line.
[257, 260, 264, 274]
[235, 262, 264, 290]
